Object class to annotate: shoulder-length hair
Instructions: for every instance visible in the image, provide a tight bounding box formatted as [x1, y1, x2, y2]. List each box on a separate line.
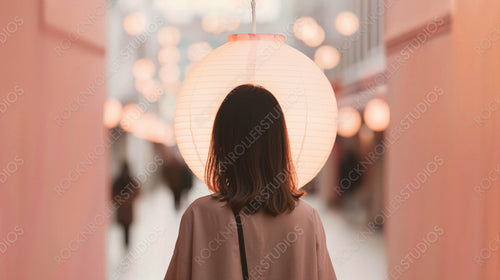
[205, 84, 304, 216]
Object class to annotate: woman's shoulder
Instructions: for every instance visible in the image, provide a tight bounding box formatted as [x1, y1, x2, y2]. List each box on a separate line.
[183, 195, 320, 221]
[291, 198, 319, 219]
[184, 194, 228, 214]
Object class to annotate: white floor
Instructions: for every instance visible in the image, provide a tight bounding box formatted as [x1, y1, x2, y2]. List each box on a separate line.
[107, 180, 387, 280]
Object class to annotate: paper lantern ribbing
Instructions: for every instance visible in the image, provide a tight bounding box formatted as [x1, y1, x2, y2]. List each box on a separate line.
[174, 34, 338, 188]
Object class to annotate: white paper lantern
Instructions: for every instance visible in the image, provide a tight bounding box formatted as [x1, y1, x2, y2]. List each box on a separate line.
[174, 33, 338, 188]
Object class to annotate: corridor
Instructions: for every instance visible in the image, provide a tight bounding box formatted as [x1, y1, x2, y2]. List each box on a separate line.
[107, 180, 387, 280]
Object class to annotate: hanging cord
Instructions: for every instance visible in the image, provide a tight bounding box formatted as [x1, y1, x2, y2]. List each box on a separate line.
[251, 0, 256, 33]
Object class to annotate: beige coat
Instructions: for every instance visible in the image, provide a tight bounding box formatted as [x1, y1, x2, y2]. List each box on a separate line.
[165, 195, 337, 280]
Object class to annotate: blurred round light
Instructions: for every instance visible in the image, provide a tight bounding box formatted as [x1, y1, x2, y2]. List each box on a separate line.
[149, 122, 175, 146]
[162, 124, 177, 147]
[314, 45, 340, 70]
[335, 11, 359, 36]
[158, 26, 181, 46]
[103, 99, 123, 128]
[175, 33, 338, 188]
[130, 114, 175, 146]
[303, 26, 325, 47]
[140, 80, 164, 102]
[132, 113, 157, 139]
[123, 12, 146, 35]
[135, 78, 153, 93]
[224, 17, 240, 32]
[159, 64, 181, 84]
[337, 106, 362, 138]
[202, 15, 240, 34]
[163, 80, 181, 95]
[293, 17, 319, 41]
[364, 98, 390, 131]
[158, 47, 180, 65]
[133, 59, 156, 80]
[202, 15, 224, 34]
[187, 41, 213, 62]
[120, 104, 143, 132]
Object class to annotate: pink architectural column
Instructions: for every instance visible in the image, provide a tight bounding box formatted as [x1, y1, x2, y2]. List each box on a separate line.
[0, 1, 108, 279]
[385, 0, 500, 279]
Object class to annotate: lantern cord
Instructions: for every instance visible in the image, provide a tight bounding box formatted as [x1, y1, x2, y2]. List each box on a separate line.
[251, 0, 256, 33]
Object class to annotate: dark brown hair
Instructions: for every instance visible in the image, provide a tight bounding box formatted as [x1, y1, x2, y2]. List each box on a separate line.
[205, 84, 304, 216]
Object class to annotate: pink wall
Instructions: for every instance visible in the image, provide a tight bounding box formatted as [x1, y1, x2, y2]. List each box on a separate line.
[0, 1, 107, 279]
[385, 0, 500, 279]
[385, 0, 452, 41]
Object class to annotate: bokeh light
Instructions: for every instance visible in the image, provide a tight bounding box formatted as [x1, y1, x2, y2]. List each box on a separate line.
[133, 59, 156, 80]
[303, 26, 325, 47]
[162, 124, 177, 147]
[163, 80, 181, 95]
[158, 26, 181, 46]
[224, 17, 240, 32]
[126, 113, 176, 146]
[123, 12, 146, 35]
[158, 47, 180, 65]
[202, 15, 240, 34]
[131, 113, 159, 140]
[335, 11, 359, 36]
[120, 104, 143, 133]
[159, 64, 181, 84]
[201, 15, 224, 34]
[187, 41, 213, 62]
[337, 106, 362, 137]
[293, 17, 319, 41]
[364, 98, 390, 131]
[137, 79, 164, 102]
[103, 99, 123, 128]
[314, 45, 340, 70]
[134, 78, 153, 92]
[292, 17, 326, 47]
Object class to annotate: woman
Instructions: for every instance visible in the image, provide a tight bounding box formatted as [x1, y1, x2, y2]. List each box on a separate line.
[165, 84, 337, 280]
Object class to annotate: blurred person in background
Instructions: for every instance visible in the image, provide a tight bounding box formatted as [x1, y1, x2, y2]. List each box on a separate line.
[112, 161, 141, 248]
[157, 144, 194, 210]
